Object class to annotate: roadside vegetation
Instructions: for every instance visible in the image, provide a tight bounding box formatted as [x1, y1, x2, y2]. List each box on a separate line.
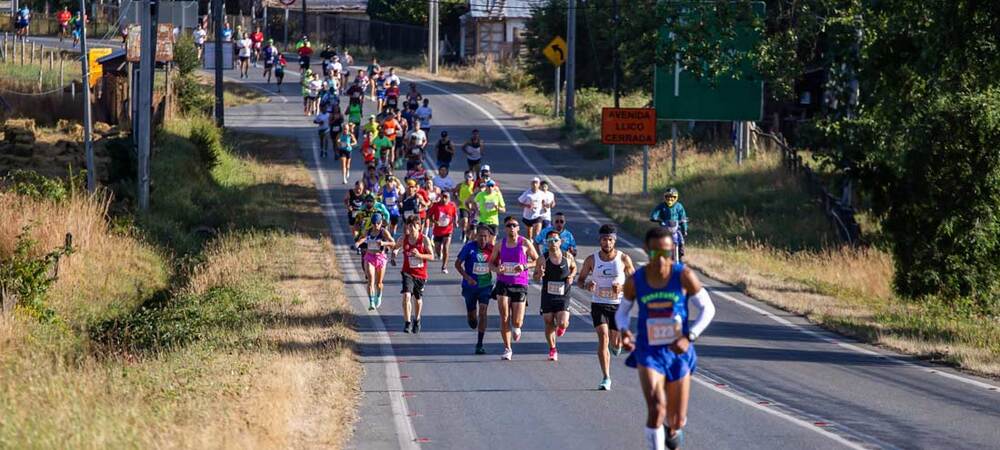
[0, 57, 82, 91]
[1, 111, 359, 444]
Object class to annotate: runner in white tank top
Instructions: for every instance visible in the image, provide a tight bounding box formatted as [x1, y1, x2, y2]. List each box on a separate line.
[578, 224, 636, 390]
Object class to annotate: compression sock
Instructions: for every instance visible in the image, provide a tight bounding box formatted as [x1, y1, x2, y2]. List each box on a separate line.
[477, 331, 485, 346]
[645, 426, 666, 450]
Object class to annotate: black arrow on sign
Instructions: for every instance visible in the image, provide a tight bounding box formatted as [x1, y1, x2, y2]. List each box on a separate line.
[550, 44, 564, 62]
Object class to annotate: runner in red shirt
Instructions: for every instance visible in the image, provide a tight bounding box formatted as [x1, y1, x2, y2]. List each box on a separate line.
[428, 191, 458, 273]
[400, 215, 434, 334]
[250, 27, 265, 65]
[56, 7, 71, 41]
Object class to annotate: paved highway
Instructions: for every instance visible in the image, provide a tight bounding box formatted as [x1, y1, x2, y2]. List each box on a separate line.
[201, 58, 996, 449]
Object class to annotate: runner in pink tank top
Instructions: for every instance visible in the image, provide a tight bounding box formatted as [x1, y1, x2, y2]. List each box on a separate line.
[488, 216, 539, 360]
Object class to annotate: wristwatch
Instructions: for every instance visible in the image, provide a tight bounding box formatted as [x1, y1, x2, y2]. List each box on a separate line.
[686, 331, 699, 342]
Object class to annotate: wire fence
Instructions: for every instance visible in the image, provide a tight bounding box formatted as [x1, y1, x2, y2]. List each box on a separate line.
[754, 130, 863, 246]
[254, 9, 428, 54]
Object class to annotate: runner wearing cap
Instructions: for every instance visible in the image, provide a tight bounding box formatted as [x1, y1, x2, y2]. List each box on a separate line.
[396, 179, 430, 266]
[457, 170, 478, 242]
[578, 224, 637, 390]
[518, 177, 547, 242]
[401, 215, 434, 334]
[354, 213, 394, 310]
[428, 191, 458, 273]
[455, 224, 497, 354]
[471, 179, 505, 236]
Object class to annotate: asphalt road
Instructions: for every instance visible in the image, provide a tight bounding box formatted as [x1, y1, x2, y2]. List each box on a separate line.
[199, 58, 998, 449]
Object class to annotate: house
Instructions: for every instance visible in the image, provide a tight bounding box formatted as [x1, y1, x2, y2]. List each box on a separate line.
[459, 0, 546, 61]
[262, 0, 367, 17]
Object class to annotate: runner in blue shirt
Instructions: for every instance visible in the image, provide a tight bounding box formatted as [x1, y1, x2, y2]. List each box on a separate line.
[454, 224, 497, 355]
[618, 226, 716, 450]
[534, 212, 577, 256]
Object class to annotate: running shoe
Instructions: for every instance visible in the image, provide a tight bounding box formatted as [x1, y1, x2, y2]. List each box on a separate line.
[548, 348, 558, 361]
[375, 292, 383, 308]
[665, 429, 685, 450]
[475, 345, 486, 355]
[403, 321, 412, 333]
[598, 377, 612, 391]
[412, 320, 421, 334]
[513, 327, 522, 342]
[610, 344, 622, 356]
[368, 297, 375, 311]
[501, 348, 512, 360]
[556, 326, 567, 337]
[342, 175, 348, 185]
[441, 267, 448, 274]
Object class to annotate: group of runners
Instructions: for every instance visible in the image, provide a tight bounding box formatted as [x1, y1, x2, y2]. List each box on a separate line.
[289, 45, 715, 450]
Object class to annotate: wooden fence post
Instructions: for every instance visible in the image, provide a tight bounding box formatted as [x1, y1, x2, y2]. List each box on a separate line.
[49, 49, 53, 71]
[29, 42, 35, 64]
[59, 54, 65, 87]
[38, 64, 43, 91]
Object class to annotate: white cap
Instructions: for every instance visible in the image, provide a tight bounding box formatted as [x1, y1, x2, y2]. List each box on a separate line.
[531, 176, 541, 183]
[481, 164, 491, 171]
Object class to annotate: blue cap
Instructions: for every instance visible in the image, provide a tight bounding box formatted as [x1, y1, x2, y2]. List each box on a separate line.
[372, 213, 384, 223]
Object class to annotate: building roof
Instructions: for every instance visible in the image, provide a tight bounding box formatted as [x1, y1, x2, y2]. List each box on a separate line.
[263, 0, 367, 13]
[467, 0, 547, 19]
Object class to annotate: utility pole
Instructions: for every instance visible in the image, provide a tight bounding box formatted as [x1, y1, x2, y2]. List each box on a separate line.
[564, 0, 577, 130]
[428, 0, 438, 74]
[80, 0, 95, 193]
[137, 0, 154, 210]
[213, 0, 224, 126]
[301, 0, 307, 40]
[608, 0, 620, 195]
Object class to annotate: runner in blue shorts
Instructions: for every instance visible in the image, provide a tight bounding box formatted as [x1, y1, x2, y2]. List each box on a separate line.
[454, 224, 496, 355]
[618, 226, 716, 450]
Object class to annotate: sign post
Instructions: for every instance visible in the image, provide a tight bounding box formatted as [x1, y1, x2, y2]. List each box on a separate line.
[601, 107, 657, 194]
[542, 36, 567, 117]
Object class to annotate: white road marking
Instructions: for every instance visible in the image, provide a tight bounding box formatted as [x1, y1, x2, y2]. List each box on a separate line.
[307, 136, 420, 449]
[412, 75, 999, 394]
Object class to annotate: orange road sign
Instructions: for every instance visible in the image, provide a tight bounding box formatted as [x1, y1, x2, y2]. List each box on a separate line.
[601, 108, 657, 145]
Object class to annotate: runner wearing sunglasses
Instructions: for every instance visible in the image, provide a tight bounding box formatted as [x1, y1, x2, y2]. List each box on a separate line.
[533, 229, 577, 361]
[489, 216, 539, 360]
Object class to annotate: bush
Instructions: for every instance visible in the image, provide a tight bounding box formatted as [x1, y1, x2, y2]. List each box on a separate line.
[0, 226, 74, 323]
[175, 74, 213, 116]
[2, 170, 70, 202]
[883, 89, 1000, 311]
[189, 117, 224, 168]
[174, 34, 201, 77]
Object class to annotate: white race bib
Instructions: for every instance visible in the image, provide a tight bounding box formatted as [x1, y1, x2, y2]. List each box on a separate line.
[437, 215, 450, 227]
[384, 196, 396, 206]
[646, 315, 683, 346]
[484, 201, 496, 211]
[472, 262, 490, 275]
[408, 255, 424, 268]
[597, 286, 618, 299]
[501, 262, 521, 275]
[546, 281, 566, 296]
[403, 210, 416, 219]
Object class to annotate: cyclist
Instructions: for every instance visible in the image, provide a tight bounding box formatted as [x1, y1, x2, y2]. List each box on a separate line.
[455, 224, 497, 354]
[578, 224, 636, 391]
[619, 226, 715, 450]
[56, 7, 71, 42]
[489, 215, 539, 361]
[533, 229, 577, 362]
[355, 213, 394, 310]
[400, 215, 434, 334]
[649, 188, 688, 261]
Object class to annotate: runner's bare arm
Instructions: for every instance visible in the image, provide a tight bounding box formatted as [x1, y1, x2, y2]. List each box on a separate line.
[488, 243, 502, 273]
[532, 256, 545, 282]
[622, 253, 636, 276]
[524, 238, 539, 264]
[577, 255, 594, 289]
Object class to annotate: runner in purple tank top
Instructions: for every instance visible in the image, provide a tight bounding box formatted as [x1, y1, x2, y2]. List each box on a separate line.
[488, 215, 538, 360]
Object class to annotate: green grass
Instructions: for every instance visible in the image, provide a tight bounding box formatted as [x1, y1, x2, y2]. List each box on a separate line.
[0, 58, 82, 90]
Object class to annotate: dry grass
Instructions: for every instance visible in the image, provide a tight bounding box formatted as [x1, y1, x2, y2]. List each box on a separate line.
[575, 142, 1000, 376]
[0, 124, 360, 447]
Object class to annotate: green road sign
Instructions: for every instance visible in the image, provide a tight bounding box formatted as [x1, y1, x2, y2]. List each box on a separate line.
[654, 2, 765, 122]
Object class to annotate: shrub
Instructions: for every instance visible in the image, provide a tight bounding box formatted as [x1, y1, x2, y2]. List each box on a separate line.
[188, 118, 224, 168]
[174, 74, 213, 116]
[174, 34, 201, 77]
[0, 226, 74, 323]
[3, 170, 69, 202]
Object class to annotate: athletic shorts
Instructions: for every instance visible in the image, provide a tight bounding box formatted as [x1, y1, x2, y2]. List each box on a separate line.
[433, 234, 451, 244]
[239, 56, 249, 62]
[590, 303, 619, 330]
[625, 345, 698, 382]
[264, 62, 274, 69]
[467, 159, 481, 170]
[389, 212, 401, 225]
[318, 129, 329, 138]
[542, 219, 552, 229]
[462, 286, 493, 311]
[540, 297, 568, 314]
[522, 217, 542, 227]
[401, 272, 426, 299]
[491, 281, 527, 303]
[363, 251, 387, 269]
[336, 148, 352, 159]
[458, 209, 470, 220]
